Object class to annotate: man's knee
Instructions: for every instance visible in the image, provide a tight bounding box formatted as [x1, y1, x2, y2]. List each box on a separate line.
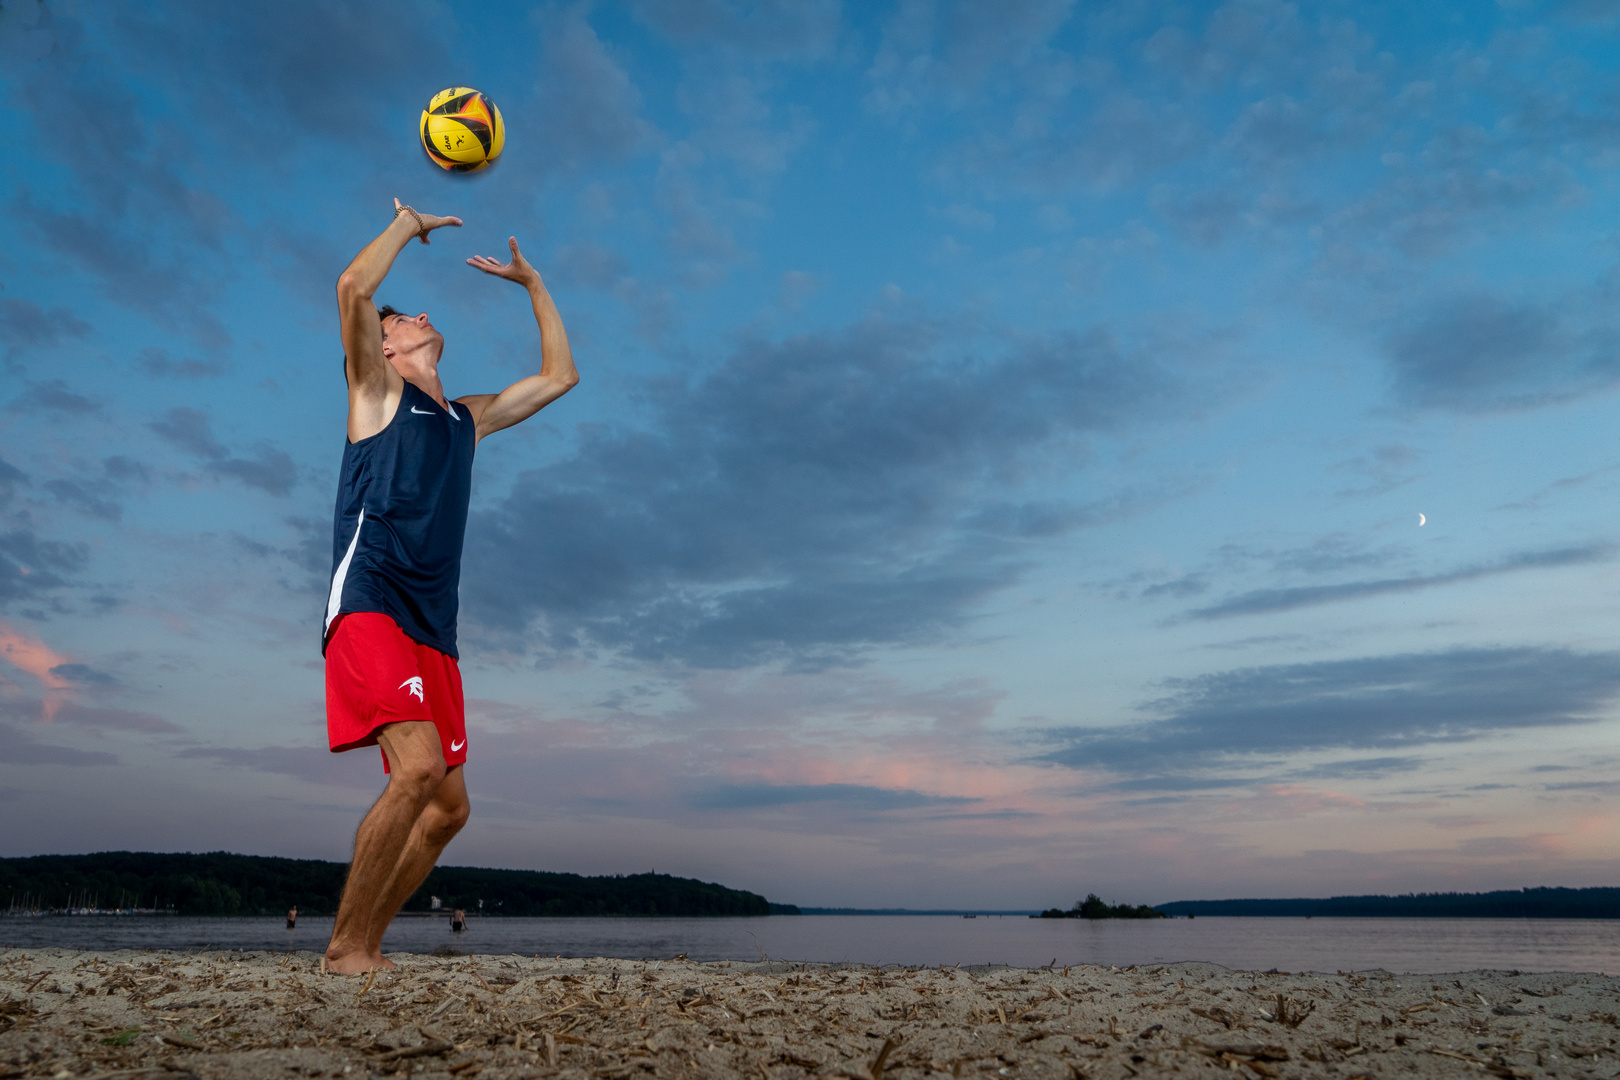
[424, 798, 469, 845]
[388, 756, 447, 800]
[379, 722, 448, 798]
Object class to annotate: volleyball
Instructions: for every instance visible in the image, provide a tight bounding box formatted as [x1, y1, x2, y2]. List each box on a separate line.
[420, 87, 505, 173]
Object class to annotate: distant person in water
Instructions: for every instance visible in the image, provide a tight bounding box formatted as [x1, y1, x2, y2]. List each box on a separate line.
[286, 905, 298, 929]
[320, 200, 579, 975]
[451, 908, 467, 932]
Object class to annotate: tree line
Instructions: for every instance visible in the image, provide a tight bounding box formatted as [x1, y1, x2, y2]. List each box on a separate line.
[1154, 887, 1620, 918]
[0, 852, 791, 917]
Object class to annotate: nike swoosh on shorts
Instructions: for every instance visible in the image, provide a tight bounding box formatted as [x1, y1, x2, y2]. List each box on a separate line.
[450, 739, 465, 752]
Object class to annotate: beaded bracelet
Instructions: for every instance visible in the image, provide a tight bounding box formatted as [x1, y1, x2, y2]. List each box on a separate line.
[393, 204, 429, 243]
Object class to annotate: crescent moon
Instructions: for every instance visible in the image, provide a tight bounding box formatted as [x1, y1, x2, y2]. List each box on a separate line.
[1418, 513, 1426, 526]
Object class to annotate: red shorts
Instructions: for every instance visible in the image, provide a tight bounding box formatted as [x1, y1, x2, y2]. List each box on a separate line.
[325, 612, 467, 773]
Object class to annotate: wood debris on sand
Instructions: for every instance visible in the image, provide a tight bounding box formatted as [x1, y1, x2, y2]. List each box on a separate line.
[0, 947, 1615, 1078]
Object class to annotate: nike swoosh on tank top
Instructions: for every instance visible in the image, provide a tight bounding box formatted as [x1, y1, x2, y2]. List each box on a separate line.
[324, 381, 476, 658]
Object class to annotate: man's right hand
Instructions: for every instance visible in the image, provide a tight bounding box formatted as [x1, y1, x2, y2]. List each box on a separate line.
[393, 198, 463, 244]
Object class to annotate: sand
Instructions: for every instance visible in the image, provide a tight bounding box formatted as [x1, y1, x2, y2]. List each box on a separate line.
[1, 947, 1616, 1079]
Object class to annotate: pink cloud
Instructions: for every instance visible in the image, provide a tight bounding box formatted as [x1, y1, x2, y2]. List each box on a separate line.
[0, 621, 74, 690]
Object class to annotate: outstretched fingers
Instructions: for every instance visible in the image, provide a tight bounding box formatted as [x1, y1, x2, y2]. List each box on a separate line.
[466, 238, 538, 285]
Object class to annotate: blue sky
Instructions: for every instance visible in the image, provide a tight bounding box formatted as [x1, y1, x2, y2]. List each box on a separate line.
[3, 0, 1620, 909]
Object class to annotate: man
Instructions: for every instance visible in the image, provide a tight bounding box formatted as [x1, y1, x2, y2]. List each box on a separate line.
[322, 199, 578, 973]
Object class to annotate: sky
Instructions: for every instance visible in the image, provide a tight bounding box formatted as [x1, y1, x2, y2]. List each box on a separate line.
[2, 0, 1620, 911]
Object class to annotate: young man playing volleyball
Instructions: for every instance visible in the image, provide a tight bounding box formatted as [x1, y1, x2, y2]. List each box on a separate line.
[322, 200, 577, 973]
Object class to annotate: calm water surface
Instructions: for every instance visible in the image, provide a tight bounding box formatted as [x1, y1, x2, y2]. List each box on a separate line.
[3, 915, 1618, 973]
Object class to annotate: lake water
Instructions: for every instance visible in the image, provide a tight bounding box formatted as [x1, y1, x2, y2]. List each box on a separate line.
[4, 914, 1619, 973]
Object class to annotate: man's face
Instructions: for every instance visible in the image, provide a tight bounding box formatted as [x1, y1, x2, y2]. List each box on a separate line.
[381, 312, 441, 360]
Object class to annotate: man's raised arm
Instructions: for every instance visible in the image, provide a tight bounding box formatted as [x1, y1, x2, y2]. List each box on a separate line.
[459, 237, 579, 441]
[336, 200, 462, 402]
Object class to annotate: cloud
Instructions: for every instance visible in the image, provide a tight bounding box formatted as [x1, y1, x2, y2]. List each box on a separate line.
[206, 446, 298, 497]
[36, 457, 152, 523]
[631, 0, 842, 60]
[3, 6, 230, 348]
[2, 0, 455, 348]
[1150, 187, 1248, 249]
[0, 722, 117, 766]
[1292, 756, 1427, 779]
[0, 298, 91, 359]
[106, 0, 451, 150]
[47, 663, 115, 687]
[1103, 775, 1258, 793]
[9, 380, 97, 414]
[176, 744, 371, 787]
[866, 0, 1076, 114]
[0, 623, 75, 688]
[44, 479, 121, 522]
[1043, 646, 1620, 775]
[1329, 443, 1423, 498]
[148, 407, 226, 460]
[533, 7, 655, 171]
[0, 531, 88, 608]
[0, 458, 23, 503]
[1141, 3, 1313, 89]
[462, 315, 1179, 667]
[1383, 292, 1620, 411]
[688, 782, 977, 811]
[554, 243, 631, 291]
[1187, 542, 1614, 620]
[135, 348, 225, 380]
[45, 702, 181, 733]
[103, 457, 152, 485]
[147, 408, 297, 496]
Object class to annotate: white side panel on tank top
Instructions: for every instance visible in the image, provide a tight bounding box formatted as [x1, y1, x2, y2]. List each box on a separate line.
[324, 506, 366, 635]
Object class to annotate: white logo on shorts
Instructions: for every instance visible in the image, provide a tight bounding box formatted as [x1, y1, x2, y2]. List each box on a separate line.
[400, 676, 424, 702]
[450, 739, 465, 752]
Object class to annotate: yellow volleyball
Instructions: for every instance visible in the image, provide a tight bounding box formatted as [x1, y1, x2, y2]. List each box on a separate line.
[420, 87, 505, 173]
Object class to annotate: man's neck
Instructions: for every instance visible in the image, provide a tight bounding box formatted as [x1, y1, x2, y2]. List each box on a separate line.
[404, 371, 448, 409]
[392, 354, 448, 408]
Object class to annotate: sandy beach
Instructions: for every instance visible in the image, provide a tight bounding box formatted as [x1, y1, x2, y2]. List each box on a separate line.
[1, 947, 1615, 1079]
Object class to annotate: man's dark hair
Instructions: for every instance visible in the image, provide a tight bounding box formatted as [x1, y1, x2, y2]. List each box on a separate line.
[377, 305, 402, 323]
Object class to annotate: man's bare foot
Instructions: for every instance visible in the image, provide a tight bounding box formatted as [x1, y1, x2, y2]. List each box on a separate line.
[370, 952, 399, 970]
[324, 947, 383, 974]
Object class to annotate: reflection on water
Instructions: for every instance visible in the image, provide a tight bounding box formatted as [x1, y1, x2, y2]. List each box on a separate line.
[3, 914, 1617, 973]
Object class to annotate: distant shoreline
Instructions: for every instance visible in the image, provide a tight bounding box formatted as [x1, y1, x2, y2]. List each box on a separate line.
[795, 909, 1037, 916]
[13, 909, 1620, 923]
[1157, 886, 1620, 919]
[0, 851, 788, 918]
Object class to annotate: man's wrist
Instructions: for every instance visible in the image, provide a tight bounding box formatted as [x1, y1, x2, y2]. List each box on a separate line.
[391, 204, 429, 243]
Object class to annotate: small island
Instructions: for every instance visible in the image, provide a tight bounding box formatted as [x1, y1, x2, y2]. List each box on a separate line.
[1035, 893, 1166, 919]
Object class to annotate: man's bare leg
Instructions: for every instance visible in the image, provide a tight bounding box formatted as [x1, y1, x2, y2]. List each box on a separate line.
[325, 722, 446, 974]
[363, 766, 470, 962]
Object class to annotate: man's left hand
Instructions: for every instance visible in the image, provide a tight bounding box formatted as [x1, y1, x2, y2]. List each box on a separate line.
[467, 237, 543, 289]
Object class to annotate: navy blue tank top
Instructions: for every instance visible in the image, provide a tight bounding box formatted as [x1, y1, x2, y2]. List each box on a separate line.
[324, 381, 476, 658]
